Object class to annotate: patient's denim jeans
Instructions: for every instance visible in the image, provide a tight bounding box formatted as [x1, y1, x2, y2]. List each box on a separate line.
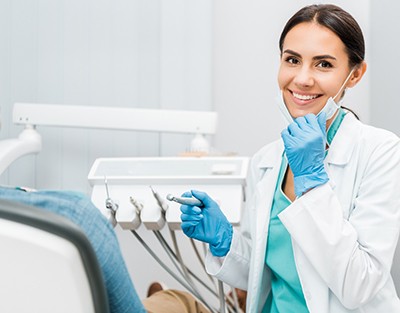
[0, 187, 146, 313]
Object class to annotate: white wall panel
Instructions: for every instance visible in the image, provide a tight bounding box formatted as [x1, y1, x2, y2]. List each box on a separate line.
[110, 0, 160, 160]
[370, 0, 400, 136]
[0, 0, 212, 190]
[61, 0, 91, 191]
[7, 0, 39, 188]
[0, 0, 12, 186]
[159, 0, 213, 156]
[34, 0, 64, 189]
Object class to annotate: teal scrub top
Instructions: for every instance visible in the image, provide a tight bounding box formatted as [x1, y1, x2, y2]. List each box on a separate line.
[263, 109, 346, 313]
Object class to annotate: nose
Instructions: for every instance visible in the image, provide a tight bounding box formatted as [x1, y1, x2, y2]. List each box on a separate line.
[293, 67, 314, 88]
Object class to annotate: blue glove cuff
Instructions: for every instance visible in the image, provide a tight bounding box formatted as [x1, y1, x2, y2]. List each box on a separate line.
[209, 223, 233, 257]
[294, 169, 329, 197]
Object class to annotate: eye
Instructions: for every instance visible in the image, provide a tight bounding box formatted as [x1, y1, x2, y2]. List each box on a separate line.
[317, 60, 333, 68]
[285, 56, 300, 65]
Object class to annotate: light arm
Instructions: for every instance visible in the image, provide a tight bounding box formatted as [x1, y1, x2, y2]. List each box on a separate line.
[0, 126, 42, 175]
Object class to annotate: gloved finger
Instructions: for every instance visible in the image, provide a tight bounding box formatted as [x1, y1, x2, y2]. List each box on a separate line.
[181, 220, 201, 231]
[180, 213, 203, 222]
[281, 129, 296, 146]
[304, 113, 321, 130]
[190, 190, 217, 207]
[316, 111, 327, 134]
[281, 125, 301, 146]
[281, 128, 290, 138]
[180, 204, 202, 215]
[181, 224, 197, 236]
[287, 121, 302, 136]
[181, 223, 200, 232]
[181, 191, 193, 198]
[294, 116, 309, 130]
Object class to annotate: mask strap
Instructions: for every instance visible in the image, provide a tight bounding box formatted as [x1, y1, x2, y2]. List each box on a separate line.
[332, 67, 356, 102]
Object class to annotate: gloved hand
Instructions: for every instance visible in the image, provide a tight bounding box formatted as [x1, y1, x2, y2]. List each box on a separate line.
[281, 112, 329, 197]
[180, 190, 233, 257]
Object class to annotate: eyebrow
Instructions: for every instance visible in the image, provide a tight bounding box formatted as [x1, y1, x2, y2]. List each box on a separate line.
[282, 49, 337, 61]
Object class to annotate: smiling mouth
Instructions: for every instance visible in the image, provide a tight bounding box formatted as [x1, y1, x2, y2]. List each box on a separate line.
[291, 91, 322, 101]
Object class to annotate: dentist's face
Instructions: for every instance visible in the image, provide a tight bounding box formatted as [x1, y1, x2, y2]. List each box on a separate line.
[278, 22, 352, 118]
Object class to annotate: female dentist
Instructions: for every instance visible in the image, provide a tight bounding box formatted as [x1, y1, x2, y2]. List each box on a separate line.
[180, 4, 400, 313]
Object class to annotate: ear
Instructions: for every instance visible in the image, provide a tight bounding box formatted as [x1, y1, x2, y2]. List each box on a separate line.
[346, 61, 367, 88]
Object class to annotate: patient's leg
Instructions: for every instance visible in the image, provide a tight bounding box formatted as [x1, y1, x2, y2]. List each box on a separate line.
[0, 187, 146, 313]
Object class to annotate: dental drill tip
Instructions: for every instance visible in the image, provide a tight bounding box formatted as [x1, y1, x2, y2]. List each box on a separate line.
[165, 194, 203, 207]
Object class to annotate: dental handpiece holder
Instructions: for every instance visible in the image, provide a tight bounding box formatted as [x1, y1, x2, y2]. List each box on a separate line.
[88, 157, 249, 230]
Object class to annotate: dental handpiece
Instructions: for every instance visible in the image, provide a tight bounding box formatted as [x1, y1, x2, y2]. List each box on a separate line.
[166, 194, 203, 207]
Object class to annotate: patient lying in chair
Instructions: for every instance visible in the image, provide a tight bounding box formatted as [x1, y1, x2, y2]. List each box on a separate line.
[0, 186, 210, 313]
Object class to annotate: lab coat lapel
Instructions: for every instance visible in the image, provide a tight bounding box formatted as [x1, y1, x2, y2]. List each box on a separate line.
[247, 141, 284, 312]
[325, 113, 360, 166]
[254, 142, 284, 238]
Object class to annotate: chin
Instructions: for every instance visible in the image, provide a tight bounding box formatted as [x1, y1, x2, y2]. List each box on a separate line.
[289, 109, 308, 118]
[290, 107, 321, 118]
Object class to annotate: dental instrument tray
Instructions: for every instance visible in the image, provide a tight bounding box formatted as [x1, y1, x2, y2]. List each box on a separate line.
[88, 157, 249, 228]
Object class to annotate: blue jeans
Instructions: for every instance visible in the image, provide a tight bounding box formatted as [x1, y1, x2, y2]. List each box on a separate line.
[0, 187, 146, 313]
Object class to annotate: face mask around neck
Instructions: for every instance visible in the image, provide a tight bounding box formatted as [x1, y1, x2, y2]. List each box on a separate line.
[275, 68, 355, 127]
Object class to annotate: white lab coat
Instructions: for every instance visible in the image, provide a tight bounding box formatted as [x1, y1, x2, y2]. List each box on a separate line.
[206, 113, 400, 313]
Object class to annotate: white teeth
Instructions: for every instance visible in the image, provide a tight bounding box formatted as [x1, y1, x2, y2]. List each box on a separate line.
[293, 92, 318, 100]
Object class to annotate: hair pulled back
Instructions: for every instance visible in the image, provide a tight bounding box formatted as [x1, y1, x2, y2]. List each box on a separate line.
[279, 4, 365, 68]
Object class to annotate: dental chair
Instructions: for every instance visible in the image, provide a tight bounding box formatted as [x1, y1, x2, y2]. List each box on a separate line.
[0, 199, 110, 313]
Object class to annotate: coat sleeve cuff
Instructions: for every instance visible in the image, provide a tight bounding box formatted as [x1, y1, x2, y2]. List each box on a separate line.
[205, 228, 250, 290]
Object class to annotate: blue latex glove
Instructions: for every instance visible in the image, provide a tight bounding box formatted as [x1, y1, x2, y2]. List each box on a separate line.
[180, 190, 233, 257]
[281, 112, 329, 197]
